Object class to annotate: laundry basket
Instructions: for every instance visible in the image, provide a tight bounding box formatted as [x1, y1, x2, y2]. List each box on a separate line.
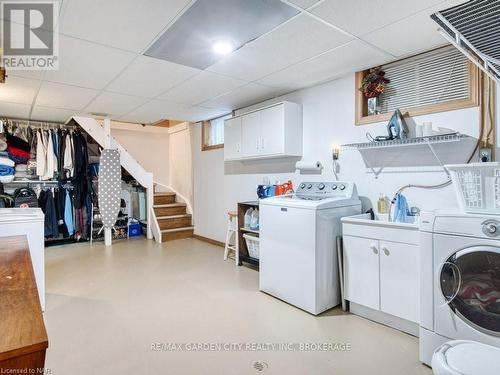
[446, 162, 500, 214]
[243, 234, 260, 259]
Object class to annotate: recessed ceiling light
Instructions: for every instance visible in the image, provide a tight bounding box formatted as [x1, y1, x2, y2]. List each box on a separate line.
[212, 40, 234, 55]
[144, 0, 299, 69]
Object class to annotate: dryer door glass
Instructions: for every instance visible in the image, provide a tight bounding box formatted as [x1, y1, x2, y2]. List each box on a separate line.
[441, 247, 500, 335]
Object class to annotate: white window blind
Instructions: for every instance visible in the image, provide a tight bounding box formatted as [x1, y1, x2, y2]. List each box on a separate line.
[203, 114, 230, 148]
[379, 46, 470, 114]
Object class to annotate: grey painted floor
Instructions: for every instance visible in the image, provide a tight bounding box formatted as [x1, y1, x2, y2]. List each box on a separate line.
[43, 238, 432, 375]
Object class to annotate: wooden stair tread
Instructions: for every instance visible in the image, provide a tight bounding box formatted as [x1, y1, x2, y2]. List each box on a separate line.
[157, 214, 191, 220]
[153, 203, 186, 208]
[154, 192, 175, 196]
[160, 226, 194, 233]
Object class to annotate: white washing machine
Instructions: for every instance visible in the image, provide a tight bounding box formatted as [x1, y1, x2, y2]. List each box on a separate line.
[259, 182, 361, 315]
[420, 210, 500, 366]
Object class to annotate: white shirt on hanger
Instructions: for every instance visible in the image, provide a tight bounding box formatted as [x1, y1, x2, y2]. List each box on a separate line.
[36, 130, 46, 178]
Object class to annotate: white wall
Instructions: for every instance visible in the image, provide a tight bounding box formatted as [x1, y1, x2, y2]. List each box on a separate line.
[193, 73, 483, 243]
[110, 121, 170, 187]
[168, 122, 193, 212]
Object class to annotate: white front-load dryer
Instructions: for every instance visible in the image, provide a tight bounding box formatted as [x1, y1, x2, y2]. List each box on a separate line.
[420, 211, 500, 365]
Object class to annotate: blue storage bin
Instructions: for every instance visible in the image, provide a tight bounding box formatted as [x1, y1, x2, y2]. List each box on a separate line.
[128, 223, 142, 237]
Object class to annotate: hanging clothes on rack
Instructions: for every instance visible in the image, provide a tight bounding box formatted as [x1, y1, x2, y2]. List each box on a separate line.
[38, 188, 58, 238]
[36, 130, 46, 178]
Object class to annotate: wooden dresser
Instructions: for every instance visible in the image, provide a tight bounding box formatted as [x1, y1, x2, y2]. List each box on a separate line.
[0, 235, 48, 372]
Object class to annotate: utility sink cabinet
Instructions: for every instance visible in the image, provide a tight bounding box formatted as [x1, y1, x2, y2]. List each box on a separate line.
[341, 214, 420, 335]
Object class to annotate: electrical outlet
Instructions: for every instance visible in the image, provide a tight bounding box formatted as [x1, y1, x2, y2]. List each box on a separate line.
[479, 148, 492, 163]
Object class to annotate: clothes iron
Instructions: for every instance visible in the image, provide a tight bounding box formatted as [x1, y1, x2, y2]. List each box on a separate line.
[375, 109, 409, 141]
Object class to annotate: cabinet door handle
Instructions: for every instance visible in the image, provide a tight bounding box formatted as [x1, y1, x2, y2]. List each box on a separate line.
[382, 246, 390, 256]
[370, 243, 378, 254]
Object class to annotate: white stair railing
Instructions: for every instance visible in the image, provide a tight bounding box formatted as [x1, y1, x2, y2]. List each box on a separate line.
[71, 116, 154, 240]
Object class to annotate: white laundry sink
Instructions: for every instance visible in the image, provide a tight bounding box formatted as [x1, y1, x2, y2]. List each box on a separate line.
[341, 213, 419, 244]
[342, 213, 419, 229]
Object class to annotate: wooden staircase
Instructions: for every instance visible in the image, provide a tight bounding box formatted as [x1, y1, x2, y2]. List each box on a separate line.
[154, 192, 193, 242]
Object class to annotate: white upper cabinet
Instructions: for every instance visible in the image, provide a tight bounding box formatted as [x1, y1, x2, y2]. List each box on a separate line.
[224, 101, 302, 161]
[223, 117, 242, 161]
[241, 111, 261, 158]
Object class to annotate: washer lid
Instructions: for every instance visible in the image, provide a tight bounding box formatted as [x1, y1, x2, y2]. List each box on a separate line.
[445, 341, 500, 375]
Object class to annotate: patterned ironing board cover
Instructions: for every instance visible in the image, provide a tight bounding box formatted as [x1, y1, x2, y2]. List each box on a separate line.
[98, 149, 121, 229]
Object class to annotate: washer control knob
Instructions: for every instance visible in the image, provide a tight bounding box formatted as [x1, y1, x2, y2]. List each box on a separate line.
[331, 185, 337, 190]
[299, 183, 306, 189]
[339, 184, 346, 190]
[482, 220, 500, 237]
[307, 184, 313, 189]
[318, 183, 325, 190]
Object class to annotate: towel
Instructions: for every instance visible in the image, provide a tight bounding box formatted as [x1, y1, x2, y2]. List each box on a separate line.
[15, 163, 27, 172]
[6, 133, 30, 152]
[393, 193, 410, 223]
[0, 137, 6, 151]
[0, 175, 14, 183]
[0, 156, 14, 167]
[0, 165, 14, 176]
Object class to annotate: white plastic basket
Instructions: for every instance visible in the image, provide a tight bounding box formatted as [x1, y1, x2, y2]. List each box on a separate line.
[243, 233, 260, 259]
[446, 162, 500, 215]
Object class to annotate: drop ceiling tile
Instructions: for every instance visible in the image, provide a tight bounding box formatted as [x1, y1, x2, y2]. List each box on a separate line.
[60, 0, 192, 52]
[159, 71, 247, 105]
[286, 0, 322, 9]
[107, 55, 200, 98]
[85, 92, 149, 117]
[31, 106, 77, 123]
[0, 76, 40, 105]
[311, 0, 444, 36]
[163, 105, 229, 122]
[201, 83, 288, 111]
[118, 99, 175, 124]
[361, 5, 449, 57]
[36, 81, 99, 110]
[258, 40, 392, 91]
[0, 101, 31, 119]
[208, 14, 353, 81]
[43, 35, 136, 89]
[8, 70, 44, 80]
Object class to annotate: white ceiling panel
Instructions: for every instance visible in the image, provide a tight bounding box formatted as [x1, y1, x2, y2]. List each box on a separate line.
[159, 71, 247, 105]
[0, 76, 40, 105]
[258, 40, 391, 91]
[361, 4, 457, 57]
[43, 35, 136, 89]
[163, 105, 229, 122]
[201, 83, 287, 111]
[8, 70, 43, 80]
[85, 92, 149, 117]
[312, 0, 444, 36]
[60, 0, 193, 52]
[285, 0, 322, 9]
[36, 81, 99, 110]
[107, 55, 200, 98]
[207, 14, 353, 81]
[31, 106, 77, 123]
[0, 102, 31, 119]
[118, 99, 174, 124]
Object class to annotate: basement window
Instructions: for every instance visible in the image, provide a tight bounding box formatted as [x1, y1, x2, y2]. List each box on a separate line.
[202, 114, 231, 151]
[355, 46, 479, 125]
